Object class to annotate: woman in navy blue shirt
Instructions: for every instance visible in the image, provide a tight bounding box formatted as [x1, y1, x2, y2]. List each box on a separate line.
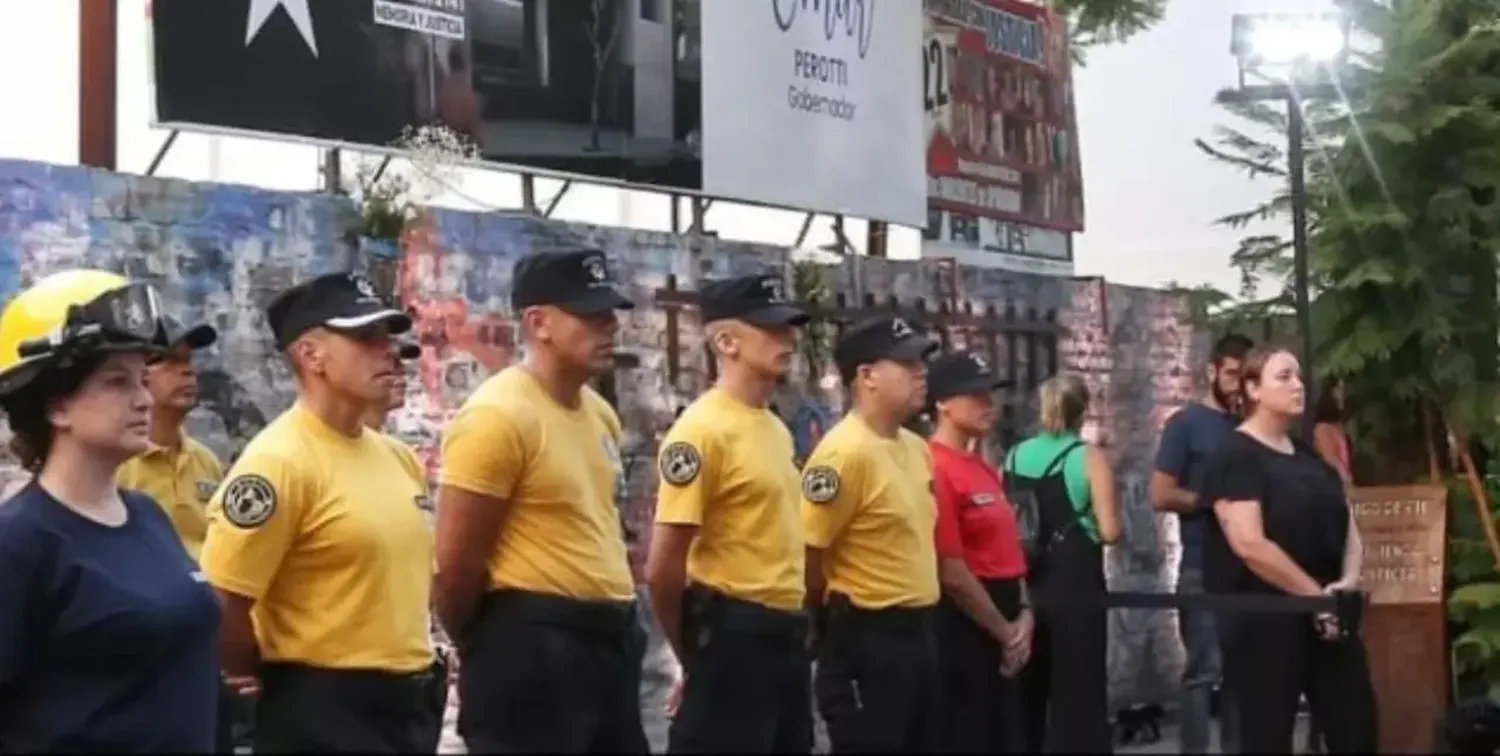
[0, 270, 222, 752]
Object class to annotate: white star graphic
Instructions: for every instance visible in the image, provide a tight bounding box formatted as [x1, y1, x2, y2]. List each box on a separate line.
[245, 0, 318, 57]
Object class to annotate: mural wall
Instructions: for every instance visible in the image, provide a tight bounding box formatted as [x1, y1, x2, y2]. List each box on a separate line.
[0, 158, 1203, 711]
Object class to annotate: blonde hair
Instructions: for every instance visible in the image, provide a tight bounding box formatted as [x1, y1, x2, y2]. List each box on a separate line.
[1039, 374, 1089, 434]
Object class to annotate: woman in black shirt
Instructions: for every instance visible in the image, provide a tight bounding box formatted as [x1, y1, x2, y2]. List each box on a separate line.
[1198, 346, 1377, 752]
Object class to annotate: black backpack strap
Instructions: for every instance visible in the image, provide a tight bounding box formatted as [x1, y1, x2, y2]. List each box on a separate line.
[1004, 445, 1019, 475]
[1041, 440, 1085, 477]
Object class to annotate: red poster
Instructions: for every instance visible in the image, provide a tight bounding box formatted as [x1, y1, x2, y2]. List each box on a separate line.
[924, 0, 1085, 232]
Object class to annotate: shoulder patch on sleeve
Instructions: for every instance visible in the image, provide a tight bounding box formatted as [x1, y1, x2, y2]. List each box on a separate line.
[802, 465, 841, 505]
[659, 441, 703, 487]
[221, 474, 278, 529]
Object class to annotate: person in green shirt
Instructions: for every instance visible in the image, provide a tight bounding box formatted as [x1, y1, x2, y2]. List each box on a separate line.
[1004, 374, 1120, 752]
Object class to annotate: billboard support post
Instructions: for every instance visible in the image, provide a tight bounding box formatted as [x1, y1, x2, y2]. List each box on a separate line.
[669, 195, 683, 234]
[369, 156, 392, 187]
[832, 216, 849, 253]
[793, 213, 816, 249]
[79, 0, 117, 171]
[542, 181, 573, 218]
[322, 149, 342, 194]
[520, 173, 537, 214]
[688, 199, 713, 236]
[145, 131, 181, 177]
[867, 221, 888, 259]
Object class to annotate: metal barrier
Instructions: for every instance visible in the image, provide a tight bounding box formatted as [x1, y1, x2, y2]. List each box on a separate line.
[1032, 588, 1363, 622]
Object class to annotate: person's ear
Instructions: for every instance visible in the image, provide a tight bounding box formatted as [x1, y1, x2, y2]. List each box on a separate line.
[712, 328, 737, 359]
[522, 307, 551, 345]
[46, 395, 73, 432]
[293, 338, 326, 377]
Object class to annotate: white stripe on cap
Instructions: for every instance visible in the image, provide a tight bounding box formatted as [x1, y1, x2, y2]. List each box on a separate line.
[325, 309, 407, 329]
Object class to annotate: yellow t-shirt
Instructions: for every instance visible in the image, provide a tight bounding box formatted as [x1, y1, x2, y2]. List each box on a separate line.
[654, 388, 804, 611]
[439, 366, 634, 603]
[117, 435, 224, 561]
[201, 403, 435, 673]
[800, 416, 940, 610]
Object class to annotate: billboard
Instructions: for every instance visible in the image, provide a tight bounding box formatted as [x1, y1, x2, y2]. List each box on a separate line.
[148, 0, 927, 227]
[701, 1, 926, 228]
[923, 0, 1085, 233]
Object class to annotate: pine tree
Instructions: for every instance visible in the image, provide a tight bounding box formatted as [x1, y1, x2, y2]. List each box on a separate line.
[1055, 0, 1167, 49]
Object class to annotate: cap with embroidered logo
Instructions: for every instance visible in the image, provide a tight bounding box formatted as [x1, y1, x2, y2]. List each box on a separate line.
[833, 316, 939, 377]
[698, 274, 809, 327]
[265, 273, 412, 350]
[511, 248, 635, 315]
[928, 350, 1011, 401]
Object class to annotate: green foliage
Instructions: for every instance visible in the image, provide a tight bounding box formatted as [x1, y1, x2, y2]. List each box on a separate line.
[1313, 0, 1500, 449]
[1194, 95, 1349, 301]
[1449, 466, 1500, 695]
[790, 259, 835, 382]
[1053, 0, 1166, 55]
[350, 165, 415, 242]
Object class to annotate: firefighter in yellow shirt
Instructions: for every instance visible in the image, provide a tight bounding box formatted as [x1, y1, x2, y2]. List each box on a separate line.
[802, 316, 942, 753]
[113, 315, 239, 753]
[433, 248, 647, 753]
[646, 273, 812, 754]
[355, 336, 450, 753]
[359, 340, 420, 432]
[117, 316, 223, 561]
[200, 272, 438, 753]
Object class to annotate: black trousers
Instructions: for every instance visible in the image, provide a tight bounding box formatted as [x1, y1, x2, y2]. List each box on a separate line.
[252, 661, 446, 754]
[938, 577, 1026, 753]
[1018, 532, 1111, 753]
[458, 589, 650, 754]
[668, 588, 813, 754]
[815, 596, 941, 754]
[215, 682, 237, 754]
[1221, 611, 1377, 753]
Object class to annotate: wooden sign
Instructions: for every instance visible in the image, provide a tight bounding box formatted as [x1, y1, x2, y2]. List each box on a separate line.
[1349, 485, 1447, 605]
[1350, 484, 1449, 754]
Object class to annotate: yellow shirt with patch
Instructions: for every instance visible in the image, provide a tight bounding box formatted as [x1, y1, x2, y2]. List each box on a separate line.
[117, 435, 224, 561]
[654, 388, 804, 611]
[201, 403, 435, 673]
[440, 366, 635, 603]
[800, 415, 940, 610]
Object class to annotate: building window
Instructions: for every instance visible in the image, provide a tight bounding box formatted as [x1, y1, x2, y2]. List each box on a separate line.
[641, 0, 661, 23]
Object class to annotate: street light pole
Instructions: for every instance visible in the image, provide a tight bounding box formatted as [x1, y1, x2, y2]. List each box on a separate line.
[1227, 11, 1348, 439]
[1285, 92, 1317, 439]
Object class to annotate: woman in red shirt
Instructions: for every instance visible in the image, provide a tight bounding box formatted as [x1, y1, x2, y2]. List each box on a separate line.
[928, 351, 1032, 753]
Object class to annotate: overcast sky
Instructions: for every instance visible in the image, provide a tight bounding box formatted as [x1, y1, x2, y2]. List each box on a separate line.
[0, 0, 1336, 295]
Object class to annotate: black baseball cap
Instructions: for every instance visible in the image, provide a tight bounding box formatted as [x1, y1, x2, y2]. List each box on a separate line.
[698, 274, 809, 327]
[928, 350, 1011, 401]
[265, 272, 412, 349]
[833, 317, 939, 377]
[511, 248, 634, 316]
[160, 315, 217, 351]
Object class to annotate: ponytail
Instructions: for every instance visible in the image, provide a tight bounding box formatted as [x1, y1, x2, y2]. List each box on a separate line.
[1038, 374, 1089, 434]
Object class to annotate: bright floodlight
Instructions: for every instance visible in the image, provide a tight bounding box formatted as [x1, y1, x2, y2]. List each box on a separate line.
[1232, 13, 1347, 66]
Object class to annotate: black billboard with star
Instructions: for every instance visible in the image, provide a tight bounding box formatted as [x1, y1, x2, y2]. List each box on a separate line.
[150, 0, 704, 190]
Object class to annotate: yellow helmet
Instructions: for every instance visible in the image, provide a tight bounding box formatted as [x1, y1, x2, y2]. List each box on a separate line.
[0, 269, 167, 395]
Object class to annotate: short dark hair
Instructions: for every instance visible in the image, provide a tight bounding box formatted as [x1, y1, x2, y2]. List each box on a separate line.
[447, 46, 467, 72]
[1313, 380, 1343, 424]
[1, 353, 109, 472]
[1211, 333, 1254, 366]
